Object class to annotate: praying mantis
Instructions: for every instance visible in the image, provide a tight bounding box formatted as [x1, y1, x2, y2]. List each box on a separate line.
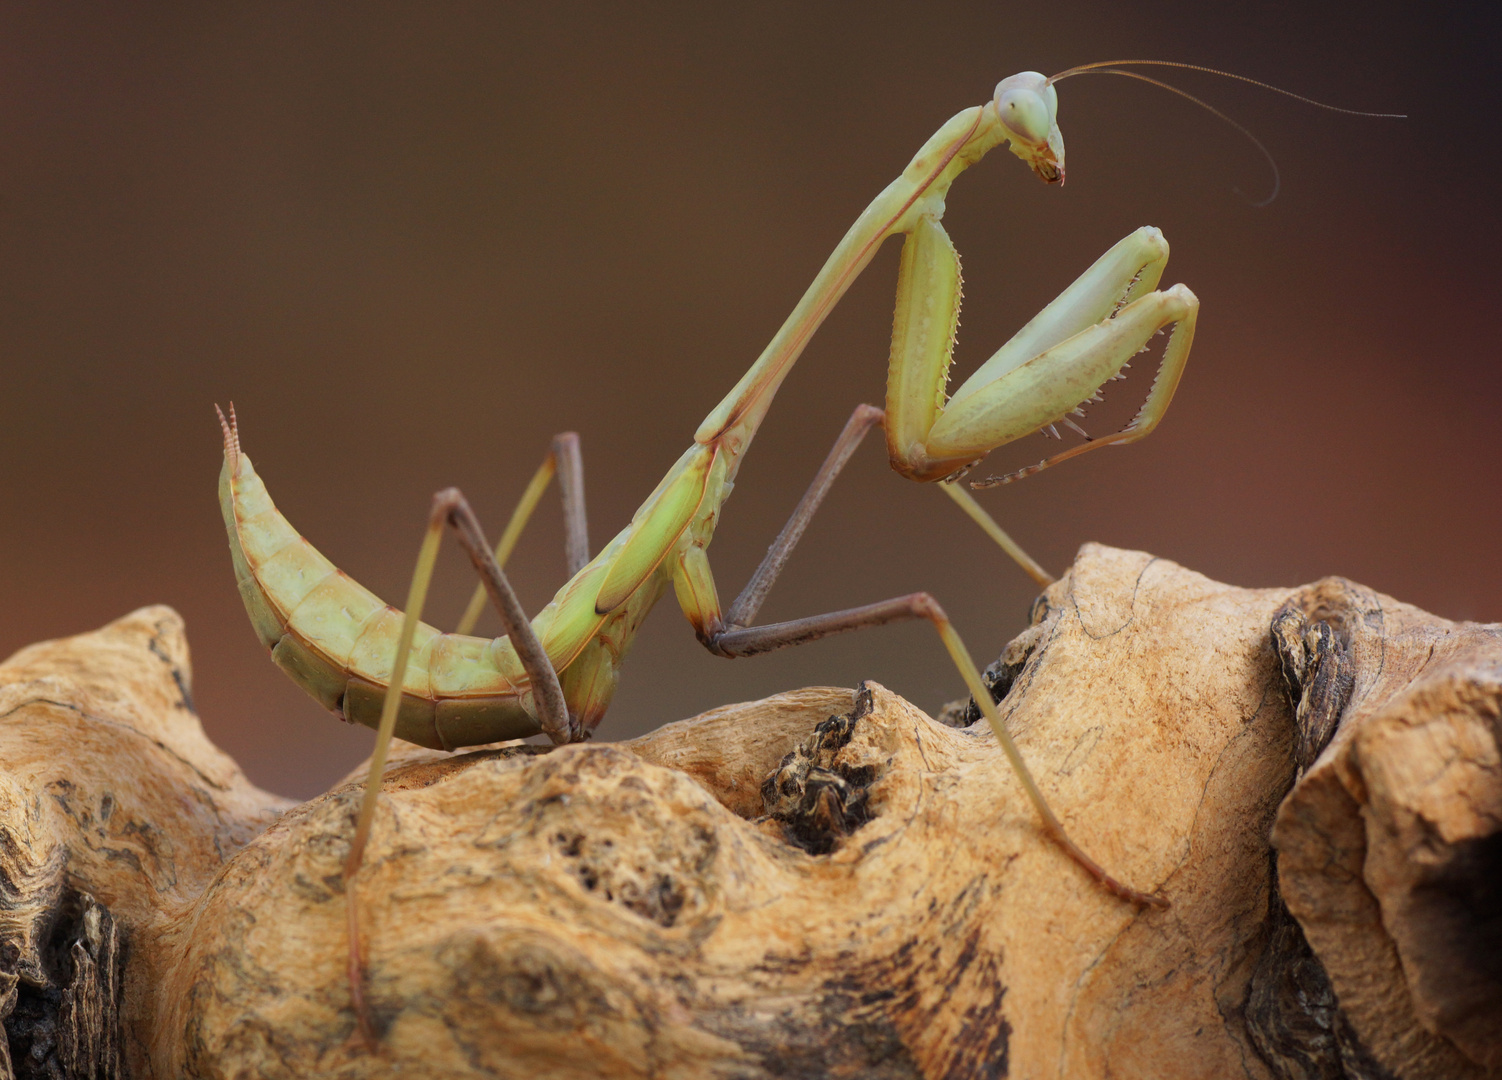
[217, 61, 1398, 1044]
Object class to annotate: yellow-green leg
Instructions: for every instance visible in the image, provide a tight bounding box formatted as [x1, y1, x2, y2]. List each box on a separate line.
[938, 481, 1054, 586]
[717, 404, 1052, 634]
[455, 432, 590, 635]
[883, 223, 1199, 487]
[342, 486, 571, 1048]
[709, 590, 1165, 907]
[685, 406, 1163, 907]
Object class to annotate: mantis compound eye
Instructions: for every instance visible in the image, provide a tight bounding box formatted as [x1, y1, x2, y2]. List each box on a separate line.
[993, 72, 1056, 147]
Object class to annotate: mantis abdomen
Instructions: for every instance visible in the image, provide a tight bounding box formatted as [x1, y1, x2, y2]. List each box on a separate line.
[220, 452, 541, 750]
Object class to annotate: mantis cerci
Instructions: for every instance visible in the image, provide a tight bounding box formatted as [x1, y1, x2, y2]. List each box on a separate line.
[216, 62, 1400, 1044]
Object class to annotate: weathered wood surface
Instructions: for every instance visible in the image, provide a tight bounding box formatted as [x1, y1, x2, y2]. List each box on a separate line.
[0, 544, 1496, 1079]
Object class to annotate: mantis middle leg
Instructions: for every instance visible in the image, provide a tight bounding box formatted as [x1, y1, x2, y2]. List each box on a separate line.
[677, 403, 1168, 908]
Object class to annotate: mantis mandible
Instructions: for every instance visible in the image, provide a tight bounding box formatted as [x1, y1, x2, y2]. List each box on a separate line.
[217, 61, 1398, 1044]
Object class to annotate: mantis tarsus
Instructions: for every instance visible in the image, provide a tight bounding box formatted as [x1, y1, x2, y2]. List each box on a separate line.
[217, 62, 1400, 1045]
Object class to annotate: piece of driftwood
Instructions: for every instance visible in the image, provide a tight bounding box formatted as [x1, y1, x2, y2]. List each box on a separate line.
[0, 545, 1496, 1079]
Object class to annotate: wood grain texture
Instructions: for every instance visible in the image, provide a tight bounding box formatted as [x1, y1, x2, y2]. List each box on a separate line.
[0, 545, 1496, 1078]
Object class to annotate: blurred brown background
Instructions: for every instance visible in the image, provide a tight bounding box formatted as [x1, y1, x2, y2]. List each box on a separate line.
[1, 2, 1497, 799]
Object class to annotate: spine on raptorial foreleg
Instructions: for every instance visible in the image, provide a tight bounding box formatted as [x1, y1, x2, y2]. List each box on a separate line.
[692, 105, 1007, 450]
[218, 446, 545, 751]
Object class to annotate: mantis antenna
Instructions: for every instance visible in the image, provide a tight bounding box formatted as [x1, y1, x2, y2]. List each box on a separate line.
[1047, 59, 1407, 207]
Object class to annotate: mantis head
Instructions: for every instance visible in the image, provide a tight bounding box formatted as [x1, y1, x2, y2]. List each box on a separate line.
[993, 71, 1065, 184]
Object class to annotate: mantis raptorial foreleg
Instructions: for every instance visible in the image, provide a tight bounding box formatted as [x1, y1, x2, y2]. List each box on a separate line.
[883, 223, 1197, 488]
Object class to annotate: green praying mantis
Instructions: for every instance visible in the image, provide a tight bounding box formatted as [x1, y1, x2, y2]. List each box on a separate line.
[217, 61, 1400, 1044]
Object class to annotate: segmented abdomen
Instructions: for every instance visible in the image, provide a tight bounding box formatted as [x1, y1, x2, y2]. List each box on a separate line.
[219, 454, 540, 751]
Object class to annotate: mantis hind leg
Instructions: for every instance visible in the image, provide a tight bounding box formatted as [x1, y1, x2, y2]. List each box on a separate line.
[455, 432, 591, 634]
[342, 487, 569, 1048]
